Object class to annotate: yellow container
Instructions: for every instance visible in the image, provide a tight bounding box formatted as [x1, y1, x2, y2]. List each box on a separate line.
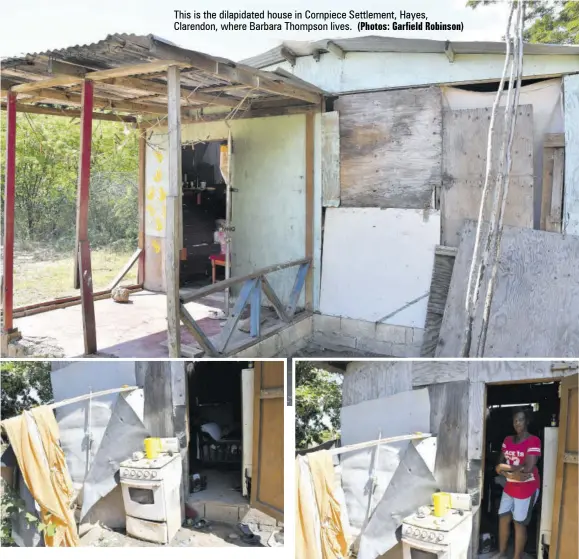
[432, 492, 451, 517]
[144, 437, 161, 459]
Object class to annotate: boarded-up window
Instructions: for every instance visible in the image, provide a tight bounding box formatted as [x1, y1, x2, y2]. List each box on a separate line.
[335, 87, 442, 209]
[441, 105, 534, 247]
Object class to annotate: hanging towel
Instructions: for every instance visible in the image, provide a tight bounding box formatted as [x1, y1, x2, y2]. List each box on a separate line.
[296, 451, 349, 559]
[2, 406, 79, 547]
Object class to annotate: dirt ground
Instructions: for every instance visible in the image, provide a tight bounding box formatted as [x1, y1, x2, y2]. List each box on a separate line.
[80, 522, 283, 548]
[12, 247, 137, 307]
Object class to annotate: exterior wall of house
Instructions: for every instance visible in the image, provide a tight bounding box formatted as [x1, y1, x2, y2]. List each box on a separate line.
[563, 73, 579, 235]
[263, 52, 579, 93]
[144, 113, 318, 310]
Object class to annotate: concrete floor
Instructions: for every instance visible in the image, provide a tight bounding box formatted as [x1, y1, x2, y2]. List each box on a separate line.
[12, 289, 282, 358]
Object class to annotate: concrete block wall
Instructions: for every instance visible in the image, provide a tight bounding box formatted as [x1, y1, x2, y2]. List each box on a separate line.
[312, 314, 423, 357]
[232, 315, 313, 358]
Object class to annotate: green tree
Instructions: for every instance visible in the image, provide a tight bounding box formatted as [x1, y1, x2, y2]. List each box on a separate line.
[295, 362, 342, 450]
[0, 361, 53, 420]
[467, 1, 579, 44]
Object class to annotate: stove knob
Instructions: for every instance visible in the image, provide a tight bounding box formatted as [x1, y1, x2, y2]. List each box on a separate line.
[136, 471, 143, 478]
[130, 470, 136, 477]
[413, 529, 420, 536]
[144, 471, 150, 479]
[151, 471, 158, 479]
[437, 534, 444, 542]
[421, 530, 427, 539]
[429, 532, 435, 541]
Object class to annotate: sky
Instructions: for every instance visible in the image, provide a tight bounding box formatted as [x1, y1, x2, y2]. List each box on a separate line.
[0, 0, 510, 61]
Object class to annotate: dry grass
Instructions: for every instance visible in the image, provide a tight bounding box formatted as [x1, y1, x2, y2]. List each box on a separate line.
[13, 248, 138, 307]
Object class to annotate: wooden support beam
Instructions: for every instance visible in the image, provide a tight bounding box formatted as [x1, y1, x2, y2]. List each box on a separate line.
[1, 102, 136, 122]
[250, 278, 262, 337]
[261, 276, 290, 322]
[47, 58, 87, 77]
[11, 60, 189, 94]
[180, 257, 311, 303]
[78, 241, 97, 354]
[101, 77, 244, 108]
[217, 278, 257, 353]
[2, 92, 17, 334]
[305, 112, 315, 310]
[137, 130, 146, 283]
[166, 66, 182, 358]
[326, 41, 345, 60]
[108, 248, 142, 290]
[444, 40, 456, 63]
[149, 38, 322, 104]
[74, 80, 94, 289]
[280, 47, 297, 67]
[179, 304, 219, 356]
[287, 263, 310, 318]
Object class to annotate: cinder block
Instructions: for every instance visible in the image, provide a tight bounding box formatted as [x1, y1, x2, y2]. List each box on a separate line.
[340, 317, 377, 339]
[412, 328, 425, 345]
[204, 503, 241, 524]
[406, 343, 422, 358]
[355, 337, 392, 356]
[279, 317, 312, 349]
[389, 343, 413, 358]
[257, 333, 282, 357]
[234, 345, 259, 358]
[375, 323, 407, 344]
[313, 314, 341, 333]
[313, 331, 357, 350]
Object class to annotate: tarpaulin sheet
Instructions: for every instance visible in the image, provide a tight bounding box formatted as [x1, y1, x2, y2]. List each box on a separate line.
[358, 443, 438, 559]
[80, 395, 149, 519]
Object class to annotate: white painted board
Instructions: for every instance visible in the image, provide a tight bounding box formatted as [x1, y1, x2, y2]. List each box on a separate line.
[241, 367, 254, 497]
[563, 74, 579, 235]
[319, 208, 440, 328]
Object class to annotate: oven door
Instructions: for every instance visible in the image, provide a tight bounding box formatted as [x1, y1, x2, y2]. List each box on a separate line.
[402, 538, 447, 559]
[121, 479, 167, 522]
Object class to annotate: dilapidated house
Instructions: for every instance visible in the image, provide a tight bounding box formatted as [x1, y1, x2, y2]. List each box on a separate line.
[1, 359, 284, 547]
[308, 359, 578, 559]
[2, 35, 579, 358]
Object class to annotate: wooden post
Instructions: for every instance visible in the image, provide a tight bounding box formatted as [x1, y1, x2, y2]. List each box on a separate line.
[137, 128, 147, 284]
[76, 80, 97, 354]
[304, 112, 315, 309]
[166, 66, 182, 357]
[2, 92, 17, 335]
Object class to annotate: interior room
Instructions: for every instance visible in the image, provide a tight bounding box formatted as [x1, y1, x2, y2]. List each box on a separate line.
[479, 381, 561, 559]
[180, 140, 227, 288]
[186, 361, 249, 515]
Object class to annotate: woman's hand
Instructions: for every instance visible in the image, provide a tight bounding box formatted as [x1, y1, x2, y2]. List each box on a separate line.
[505, 471, 532, 482]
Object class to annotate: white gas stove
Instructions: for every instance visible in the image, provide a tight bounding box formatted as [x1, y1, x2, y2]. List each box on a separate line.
[401, 507, 472, 559]
[120, 454, 182, 544]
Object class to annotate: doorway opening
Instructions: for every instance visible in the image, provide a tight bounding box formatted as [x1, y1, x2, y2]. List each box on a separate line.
[186, 361, 251, 519]
[180, 140, 227, 288]
[479, 381, 561, 559]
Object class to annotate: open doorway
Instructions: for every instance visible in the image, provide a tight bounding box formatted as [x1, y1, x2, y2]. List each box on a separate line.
[186, 361, 250, 518]
[180, 140, 227, 288]
[479, 381, 561, 559]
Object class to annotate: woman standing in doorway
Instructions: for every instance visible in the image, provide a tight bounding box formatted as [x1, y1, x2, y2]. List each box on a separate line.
[494, 408, 541, 559]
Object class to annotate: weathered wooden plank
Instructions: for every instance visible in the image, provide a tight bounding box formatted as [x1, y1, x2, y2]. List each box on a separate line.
[179, 257, 310, 303]
[286, 262, 310, 318]
[342, 361, 413, 407]
[250, 278, 262, 337]
[432, 381, 469, 493]
[563, 74, 579, 236]
[540, 144, 556, 231]
[166, 66, 182, 358]
[544, 133, 565, 148]
[108, 248, 142, 290]
[468, 360, 570, 383]
[140, 361, 174, 438]
[546, 147, 564, 233]
[321, 111, 340, 207]
[217, 278, 257, 353]
[412, 361, 468, 387]
[1, 102, 137, 121]
[78, 243, 96, 354]
[441, 105, 534, 247]
[305, 112, 315, 310]
[137, 131, 146, 283]
[421, 251, 456, 356]
[336, 86, 442, 209]
[437, 222, 579, 357]
[179, 304, 219, 356]
[468, 382, 485, 461]
[261, 276, 290, 322]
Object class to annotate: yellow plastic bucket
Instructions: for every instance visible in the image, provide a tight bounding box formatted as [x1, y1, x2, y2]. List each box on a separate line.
[144, 437, 161, 459]
[432, 492, 451, 517]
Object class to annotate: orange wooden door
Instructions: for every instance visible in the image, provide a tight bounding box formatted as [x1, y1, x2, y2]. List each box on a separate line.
[550, 373, 578, 558]
[250, 361, 284, 522]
